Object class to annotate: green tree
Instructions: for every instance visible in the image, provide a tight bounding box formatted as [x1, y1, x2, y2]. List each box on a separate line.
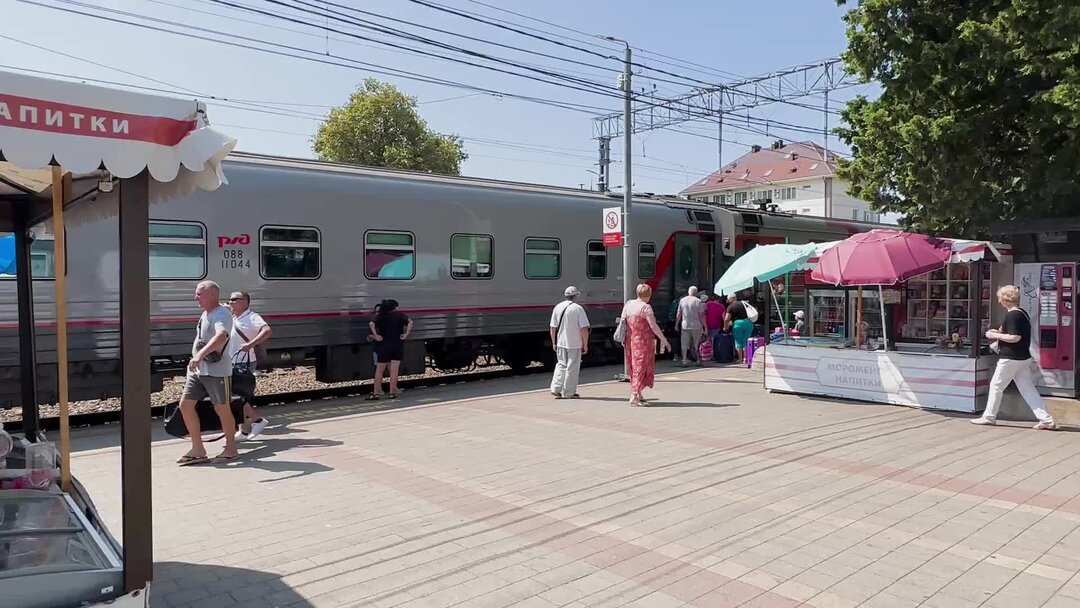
[835, 0, 1080, 237]
[313, 79, 467, 174]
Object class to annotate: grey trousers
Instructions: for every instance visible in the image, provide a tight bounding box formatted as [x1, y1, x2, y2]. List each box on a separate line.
[550, 347, 583, 397]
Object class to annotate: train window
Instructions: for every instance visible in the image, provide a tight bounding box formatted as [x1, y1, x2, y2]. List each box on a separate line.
[524, 238, 560, 279]
[365, 230, 414, 280]
[638, 242, 656, 279]
[586, 240, 607, 279]
[0, 233, 58, 280]
[260, 225, 320, 279]
[149, 222, 206, 280]
[451, 234, 493, 279]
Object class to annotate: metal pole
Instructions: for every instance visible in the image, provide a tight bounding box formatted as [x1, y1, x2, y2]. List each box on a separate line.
[51, 166, 71, 491]
[119, 171, 153, 592]
[717, 111, 724, 169]
[879, 285, 888, 352]
[622, 43, 633, 301]
[13, 201, 38, 441]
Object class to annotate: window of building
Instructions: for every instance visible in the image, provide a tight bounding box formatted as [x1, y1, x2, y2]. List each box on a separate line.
[638, 242, 656, 279]
[852, 209, 859, 220]
[364, 230, 414, 279]
[802, 207, 812, 215]
[149, 221, 206, 279]
[261, 226, 321, 279]
[586, 240, 607, 279]
[734, 192, 748, 205]
[451, 234, 493, 279]
[776, 187, 796, 201]
[0, 232, 59, 279]
[524, 237, 560, 279]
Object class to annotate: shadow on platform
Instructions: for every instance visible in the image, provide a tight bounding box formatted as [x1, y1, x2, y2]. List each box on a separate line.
[67, 363, 738, 454]
[211, 434, 343, 481]
[152, 560, 314, 607]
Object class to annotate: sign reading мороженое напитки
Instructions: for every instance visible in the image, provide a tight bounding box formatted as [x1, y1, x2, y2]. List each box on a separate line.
[817, 359, 901, 394]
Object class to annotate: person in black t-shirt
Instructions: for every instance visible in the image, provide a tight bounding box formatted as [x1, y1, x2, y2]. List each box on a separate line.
[973, 285, 1056, 429]
[368, 299, 413, 400]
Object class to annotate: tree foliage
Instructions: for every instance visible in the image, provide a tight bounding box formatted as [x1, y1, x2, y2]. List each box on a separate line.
[835, 0, 1080, 237]
[313, 79, 467, 175]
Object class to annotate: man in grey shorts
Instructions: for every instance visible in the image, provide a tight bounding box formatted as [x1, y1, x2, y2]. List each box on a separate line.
[177, 280, 240, 465]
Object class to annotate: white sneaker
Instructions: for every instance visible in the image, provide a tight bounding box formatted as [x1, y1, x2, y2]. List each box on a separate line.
[970, 417, 996, 426]
[1033, 421, 1057, 430]
[248, 418, 269, 440]
[235, 429, 249, 441]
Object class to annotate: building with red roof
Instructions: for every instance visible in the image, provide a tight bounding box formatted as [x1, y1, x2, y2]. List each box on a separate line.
[680, 140, 879, 222]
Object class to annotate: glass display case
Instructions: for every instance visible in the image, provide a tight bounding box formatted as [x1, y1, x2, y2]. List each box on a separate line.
[808, 289, 847, 337]
[853, 289, 885, 344]
[902, 264, 993, 343]
[0, 490, 123, 608]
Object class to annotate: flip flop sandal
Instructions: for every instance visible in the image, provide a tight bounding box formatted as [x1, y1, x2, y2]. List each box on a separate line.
[211, 454, 239, 464]
[365, 394, 382, 401]
[176, 455, 208, 466]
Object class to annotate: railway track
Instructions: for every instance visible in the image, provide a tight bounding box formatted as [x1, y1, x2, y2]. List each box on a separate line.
[3, 365, 553, 435]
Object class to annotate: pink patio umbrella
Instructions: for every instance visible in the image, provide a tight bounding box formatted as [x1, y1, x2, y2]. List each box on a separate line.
[810, 229, 954, 286]
[810, 230, 954, 351]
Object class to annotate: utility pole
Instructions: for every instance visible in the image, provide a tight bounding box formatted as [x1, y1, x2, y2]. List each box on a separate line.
[717, 111, 724, 169]
[597, 137, 610, 192]
[620, 43, 632, 302]
[600, 35, 633, 301]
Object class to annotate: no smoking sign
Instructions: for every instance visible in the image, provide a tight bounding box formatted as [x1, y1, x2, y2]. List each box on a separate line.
[602, 207, 623, 246]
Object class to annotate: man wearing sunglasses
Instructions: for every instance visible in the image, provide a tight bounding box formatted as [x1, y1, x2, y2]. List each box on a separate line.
[228, 292, 272, 440]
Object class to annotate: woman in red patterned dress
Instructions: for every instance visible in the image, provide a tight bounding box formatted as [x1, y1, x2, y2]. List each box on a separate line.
[621, 284, 672, 406]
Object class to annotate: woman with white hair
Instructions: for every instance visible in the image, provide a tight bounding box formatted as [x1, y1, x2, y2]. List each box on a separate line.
[973, 285, 1056, 429]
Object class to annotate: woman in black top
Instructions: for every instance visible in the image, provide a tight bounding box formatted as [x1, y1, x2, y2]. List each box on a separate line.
[973, 285, 1056, 429]
[368, 299, 413, 400]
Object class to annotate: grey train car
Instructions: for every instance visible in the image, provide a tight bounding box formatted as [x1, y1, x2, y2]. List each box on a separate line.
[0, 153, 874, 406]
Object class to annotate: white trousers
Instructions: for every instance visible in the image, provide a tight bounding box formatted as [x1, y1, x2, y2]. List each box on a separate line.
[983, 358, 1054, 423]
[550, 347, 582, 397]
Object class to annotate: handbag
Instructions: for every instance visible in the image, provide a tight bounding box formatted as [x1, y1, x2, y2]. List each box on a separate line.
[743, 301, 760, 323]
[613, 304, 630, 343]
[195, 316, 229, 364]
[234, 316, 270, 367]
[163, 394, 245, 440]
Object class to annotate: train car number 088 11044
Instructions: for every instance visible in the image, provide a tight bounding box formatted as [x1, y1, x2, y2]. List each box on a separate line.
[221, 248, 251, 270]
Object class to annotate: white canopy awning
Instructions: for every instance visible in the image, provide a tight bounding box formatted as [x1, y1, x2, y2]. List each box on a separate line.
[0, 69, 236, 191]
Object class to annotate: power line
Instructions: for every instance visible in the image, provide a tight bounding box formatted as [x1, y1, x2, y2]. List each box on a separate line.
[14, 0, 619, 115]
[208, 0, 621, 98]
[303, 0, 619, 77]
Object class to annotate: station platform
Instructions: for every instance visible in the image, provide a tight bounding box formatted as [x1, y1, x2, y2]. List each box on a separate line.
[69, 363, 1080, 608]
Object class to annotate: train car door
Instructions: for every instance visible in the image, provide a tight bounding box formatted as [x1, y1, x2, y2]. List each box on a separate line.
[697, 241, 714, 291]
[672, 233, 698, 297]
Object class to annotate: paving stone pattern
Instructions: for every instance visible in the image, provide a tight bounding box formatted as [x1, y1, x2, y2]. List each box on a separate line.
[70, 365, 1080, 608]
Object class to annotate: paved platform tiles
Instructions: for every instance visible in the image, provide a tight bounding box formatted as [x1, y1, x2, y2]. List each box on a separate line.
[69, 363, 1080, 608]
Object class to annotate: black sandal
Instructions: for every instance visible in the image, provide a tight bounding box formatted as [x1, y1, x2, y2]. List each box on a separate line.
[366, 394, 382, 401]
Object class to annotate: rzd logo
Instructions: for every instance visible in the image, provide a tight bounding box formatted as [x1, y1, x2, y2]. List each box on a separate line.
[217, 234, 251, 248]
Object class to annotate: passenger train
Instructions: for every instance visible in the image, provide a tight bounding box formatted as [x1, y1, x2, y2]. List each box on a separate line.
[0, 153, 878, 406]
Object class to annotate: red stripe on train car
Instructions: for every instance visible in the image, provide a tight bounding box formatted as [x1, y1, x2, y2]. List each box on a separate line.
[0, 302, 625, 329]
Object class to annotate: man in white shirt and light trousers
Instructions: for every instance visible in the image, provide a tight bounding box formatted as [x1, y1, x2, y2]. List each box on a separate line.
[550, 286, 591, 399]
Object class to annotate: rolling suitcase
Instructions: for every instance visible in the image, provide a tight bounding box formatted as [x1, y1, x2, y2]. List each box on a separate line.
[714, 333, 735, 364]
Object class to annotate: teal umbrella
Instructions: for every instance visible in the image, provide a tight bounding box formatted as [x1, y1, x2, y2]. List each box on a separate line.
[714, 242, 832, 296]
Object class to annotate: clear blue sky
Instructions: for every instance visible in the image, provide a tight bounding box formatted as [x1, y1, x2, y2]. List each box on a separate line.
[3, 0, 871, 194]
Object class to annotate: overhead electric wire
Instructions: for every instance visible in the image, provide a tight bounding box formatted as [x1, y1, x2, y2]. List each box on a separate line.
[15, 0, 619, 115]
[292, 0, 620, 78]
[197, 0, 626, 100]
[36, 0, 617, 103]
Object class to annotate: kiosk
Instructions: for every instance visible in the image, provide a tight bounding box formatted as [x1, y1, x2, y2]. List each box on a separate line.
[759, 232, 1011, 413]
[0, 69, 234, 607]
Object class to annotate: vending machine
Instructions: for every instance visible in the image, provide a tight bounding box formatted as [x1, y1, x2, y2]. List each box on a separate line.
[1014, 263, 1078, 397]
